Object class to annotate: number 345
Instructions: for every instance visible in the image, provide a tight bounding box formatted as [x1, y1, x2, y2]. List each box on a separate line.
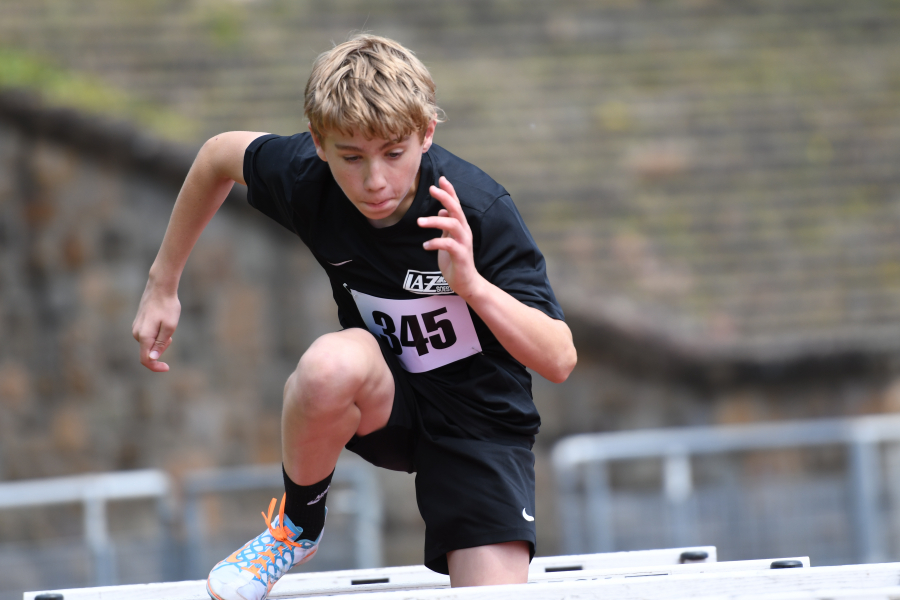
[373, 308, 457, 356]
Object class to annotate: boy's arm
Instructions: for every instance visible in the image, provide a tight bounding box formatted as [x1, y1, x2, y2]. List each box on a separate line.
[132, 131, 269, 372]
[418, 177, 577, 383]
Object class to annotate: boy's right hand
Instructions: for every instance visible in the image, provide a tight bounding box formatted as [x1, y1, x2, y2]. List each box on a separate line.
[132, 280, 181, 372]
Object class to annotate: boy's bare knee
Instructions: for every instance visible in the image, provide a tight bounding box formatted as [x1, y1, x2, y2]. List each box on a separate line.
[285, 331, 375, 416]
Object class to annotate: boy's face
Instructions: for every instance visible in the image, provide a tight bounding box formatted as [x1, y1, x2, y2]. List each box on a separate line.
[311, 120, 436, 228]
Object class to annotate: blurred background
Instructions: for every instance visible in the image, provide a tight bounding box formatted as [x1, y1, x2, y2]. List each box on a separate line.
[1, 0, 900, 598]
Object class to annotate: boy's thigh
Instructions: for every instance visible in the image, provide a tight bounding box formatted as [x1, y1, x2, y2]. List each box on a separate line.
[415, 436, 537, 575]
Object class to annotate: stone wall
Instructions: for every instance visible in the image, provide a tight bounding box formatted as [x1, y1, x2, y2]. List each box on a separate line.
[0, 125, 328, 479]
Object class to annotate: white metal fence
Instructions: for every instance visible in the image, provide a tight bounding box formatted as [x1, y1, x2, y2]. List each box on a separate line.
[552, 414, 900, 564]
[0, 456, 381, 600]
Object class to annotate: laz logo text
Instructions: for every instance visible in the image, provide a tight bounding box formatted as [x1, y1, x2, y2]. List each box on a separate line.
[403, 270, 453, 295]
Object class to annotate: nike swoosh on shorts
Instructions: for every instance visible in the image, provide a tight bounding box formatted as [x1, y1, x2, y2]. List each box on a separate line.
[522, 508, 534, 521]
[327, 260, 353, 266]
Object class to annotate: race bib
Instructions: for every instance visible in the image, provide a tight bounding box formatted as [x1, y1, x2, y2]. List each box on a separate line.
[349, 289, 482, 373]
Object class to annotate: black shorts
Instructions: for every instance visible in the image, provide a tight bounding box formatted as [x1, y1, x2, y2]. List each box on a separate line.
[344, 335, 537, 575]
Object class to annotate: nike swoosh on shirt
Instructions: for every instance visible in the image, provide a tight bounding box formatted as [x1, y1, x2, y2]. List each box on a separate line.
[522, 508, 535, 522]
[327, 260, 353, 266]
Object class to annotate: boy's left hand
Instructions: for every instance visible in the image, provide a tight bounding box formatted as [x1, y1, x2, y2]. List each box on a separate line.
[417, 176, 484, 300]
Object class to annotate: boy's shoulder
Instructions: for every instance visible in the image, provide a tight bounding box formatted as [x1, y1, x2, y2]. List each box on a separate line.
[426, 144, 509, 215]
[249, 131, 330, 182]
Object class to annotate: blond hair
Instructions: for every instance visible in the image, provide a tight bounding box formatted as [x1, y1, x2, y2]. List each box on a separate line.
[304, 34, 442, 141]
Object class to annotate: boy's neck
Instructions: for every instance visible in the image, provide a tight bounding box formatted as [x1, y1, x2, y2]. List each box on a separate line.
[367, 166, 422, 229]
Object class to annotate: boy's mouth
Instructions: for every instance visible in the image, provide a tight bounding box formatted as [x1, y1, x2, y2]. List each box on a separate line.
[365, 198, 394, 210]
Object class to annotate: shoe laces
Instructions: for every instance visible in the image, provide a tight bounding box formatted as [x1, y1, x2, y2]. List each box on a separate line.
[234, 494, 302, 579]
[262, 493, 303, 550]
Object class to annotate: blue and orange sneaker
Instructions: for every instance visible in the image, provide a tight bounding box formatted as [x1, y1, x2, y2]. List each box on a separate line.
[207, 494, 324, 600]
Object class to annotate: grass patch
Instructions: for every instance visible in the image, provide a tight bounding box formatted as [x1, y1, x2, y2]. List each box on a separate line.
[0, 47, 197, 142]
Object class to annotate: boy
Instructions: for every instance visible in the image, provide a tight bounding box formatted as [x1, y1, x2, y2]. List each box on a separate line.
[132, 35, 576, 600]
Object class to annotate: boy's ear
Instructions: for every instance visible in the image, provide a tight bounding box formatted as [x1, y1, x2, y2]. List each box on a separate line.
[421, 118, 437, 153]
[308, 123, 328, 162]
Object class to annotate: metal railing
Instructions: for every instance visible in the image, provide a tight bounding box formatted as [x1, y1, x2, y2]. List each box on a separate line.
[0, 457, 382, 593]
[0, 470, 174, 586]
[552, 414, 900, 563]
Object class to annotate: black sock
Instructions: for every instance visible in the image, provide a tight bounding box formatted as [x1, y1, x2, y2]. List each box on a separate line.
[282, 465, 332, 541]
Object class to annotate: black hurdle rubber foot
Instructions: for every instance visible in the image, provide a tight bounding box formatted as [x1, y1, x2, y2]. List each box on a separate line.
[771, 559, 804, 569]
[34, 594, 65, 600]
[679, 550, 709, 563]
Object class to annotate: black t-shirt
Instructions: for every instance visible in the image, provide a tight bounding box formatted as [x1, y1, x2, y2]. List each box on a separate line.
[244, 132, 564, 441]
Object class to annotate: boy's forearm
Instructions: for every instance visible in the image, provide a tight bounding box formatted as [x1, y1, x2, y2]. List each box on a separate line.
[463, 278, 577, 383]
[149, 166, 234, 292]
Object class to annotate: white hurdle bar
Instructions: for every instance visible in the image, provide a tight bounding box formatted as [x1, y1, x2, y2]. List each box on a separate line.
[25, 547, 822, 600]
[331, 564, 900, 600]
[24, 546, 713, 599]
[28, 562, 896, 600]
[269, 556, 807, 599]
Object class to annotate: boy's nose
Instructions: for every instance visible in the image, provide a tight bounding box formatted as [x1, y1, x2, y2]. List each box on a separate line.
[364, 161, 387, 191]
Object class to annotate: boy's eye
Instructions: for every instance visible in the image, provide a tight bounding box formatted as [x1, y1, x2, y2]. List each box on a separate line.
[387, 150, 403, 159]
[342, 155, 361, 163]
